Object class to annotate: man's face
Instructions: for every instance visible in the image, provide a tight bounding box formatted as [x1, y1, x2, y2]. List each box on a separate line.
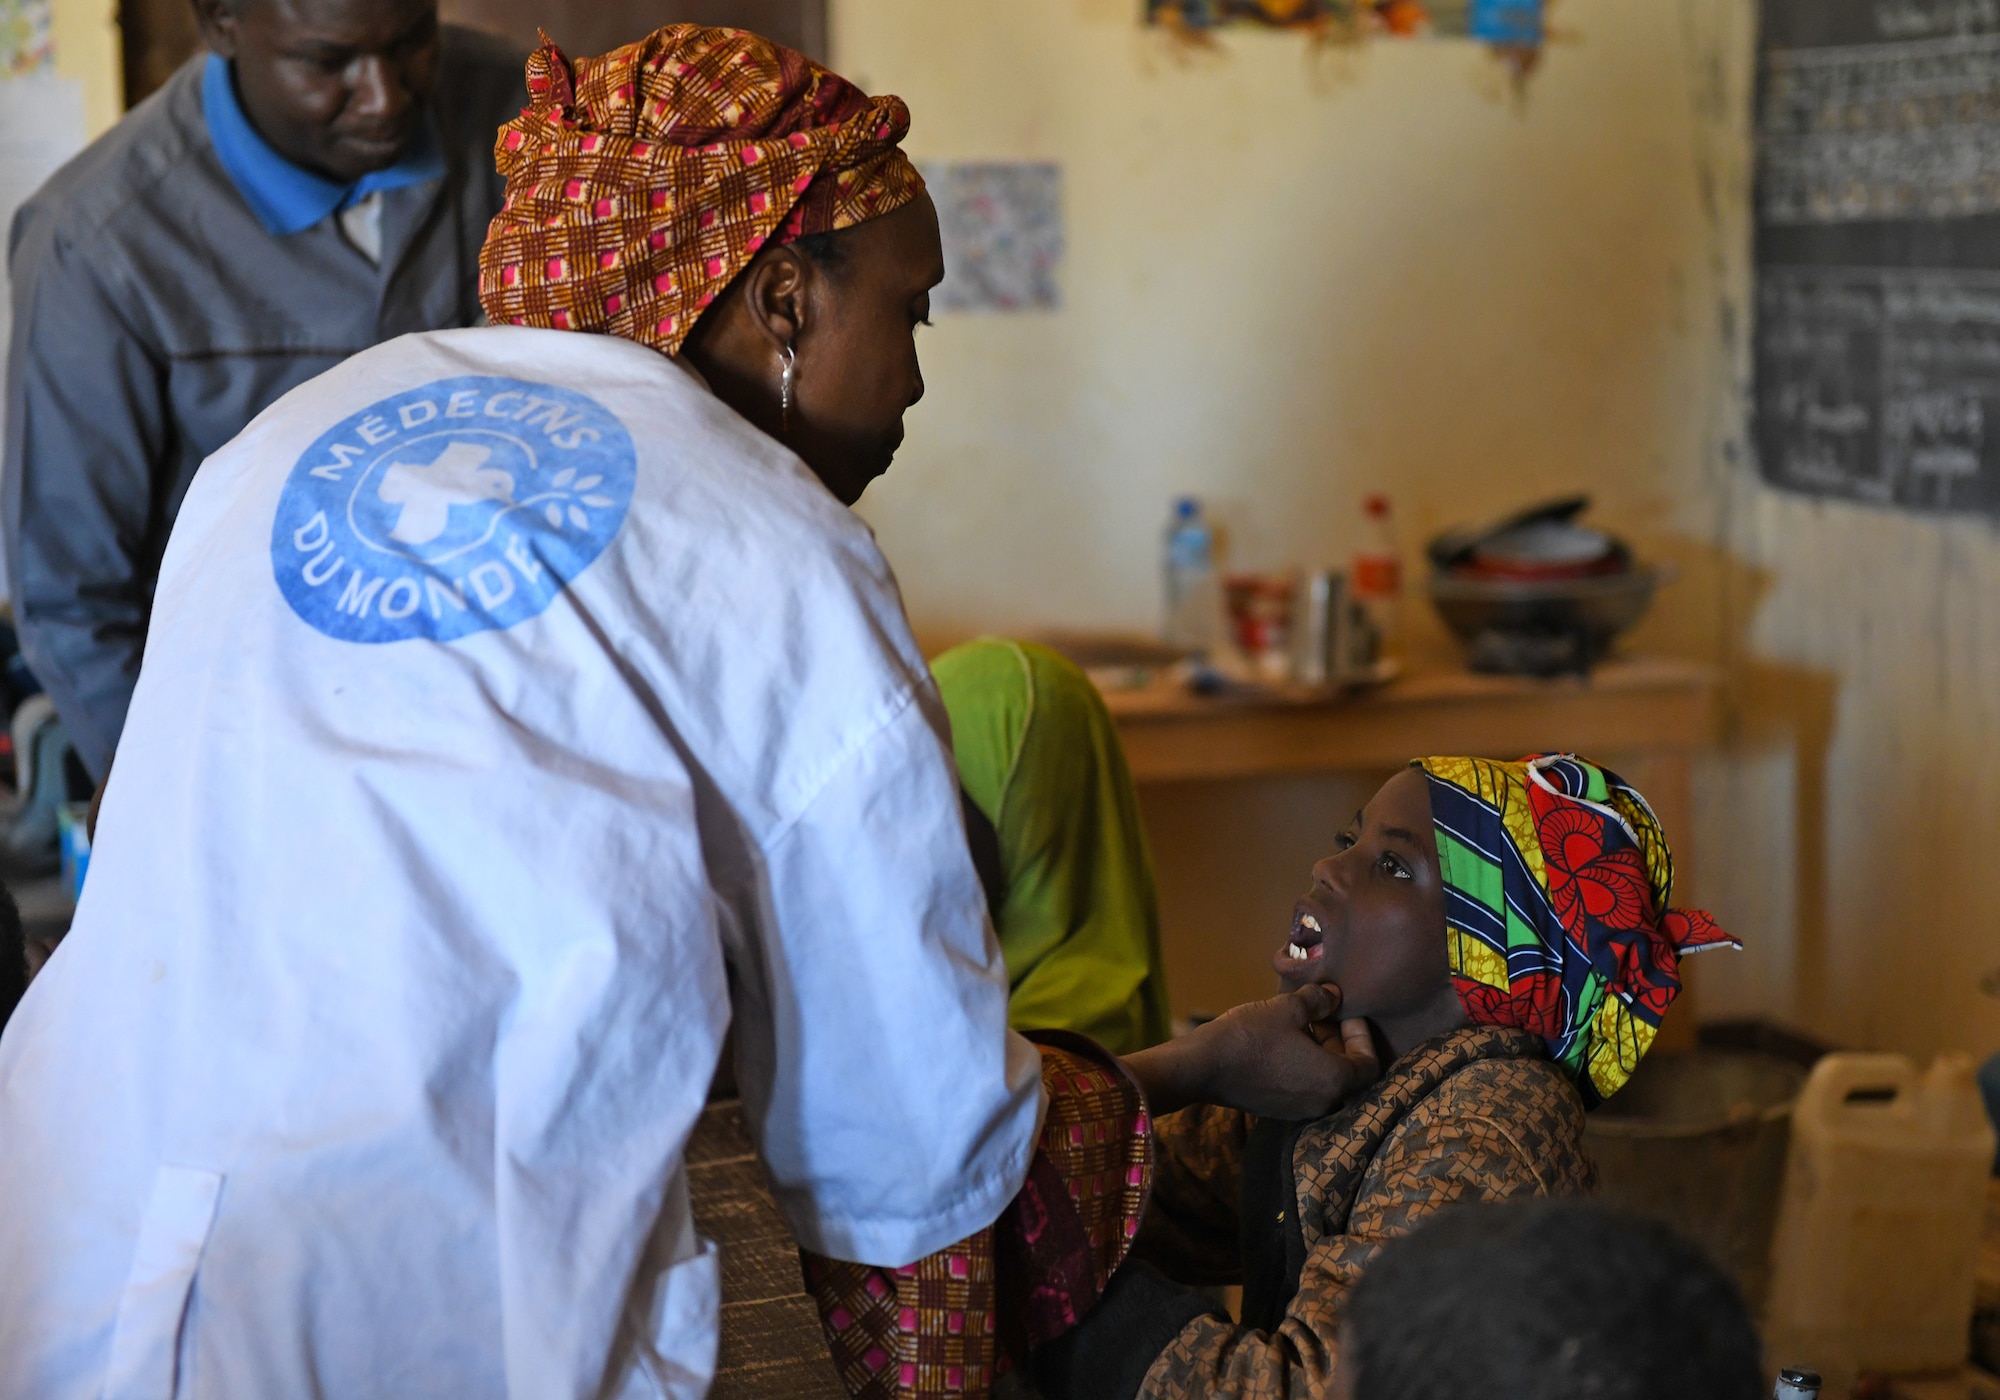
[197, 0, 441, 183]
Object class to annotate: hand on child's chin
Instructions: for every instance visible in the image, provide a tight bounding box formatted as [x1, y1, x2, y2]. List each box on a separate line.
[1202, 985, 1381, 1120]
[1279, 966, 1339, 998]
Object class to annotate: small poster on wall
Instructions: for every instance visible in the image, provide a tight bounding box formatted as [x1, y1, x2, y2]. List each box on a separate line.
[924, 163, 1064, 315]
[2, 0, 53, 75]
[1145, 0, 1542, 49]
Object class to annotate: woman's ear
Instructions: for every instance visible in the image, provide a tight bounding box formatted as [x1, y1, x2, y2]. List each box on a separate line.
[737, 247, 810, 353]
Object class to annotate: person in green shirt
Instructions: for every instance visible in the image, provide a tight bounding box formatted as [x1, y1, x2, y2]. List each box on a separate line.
[933, 637, 1173, 1054]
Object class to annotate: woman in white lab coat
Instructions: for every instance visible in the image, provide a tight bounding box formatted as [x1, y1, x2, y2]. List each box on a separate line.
[0, 26, 1020, 1400]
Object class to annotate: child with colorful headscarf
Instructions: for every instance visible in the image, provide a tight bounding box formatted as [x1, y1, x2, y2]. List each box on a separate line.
[1029, 754, 1740, 1400]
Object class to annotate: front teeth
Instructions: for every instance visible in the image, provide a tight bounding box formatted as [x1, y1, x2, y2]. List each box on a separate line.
[1300, 914, 1322, 934]
[1286, 942, 1313, 961]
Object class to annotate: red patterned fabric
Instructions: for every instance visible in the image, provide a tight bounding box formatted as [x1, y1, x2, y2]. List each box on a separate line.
[478, 25, 925, 355]
[801, 1032, 1152, 1398]
[801, 1232, 1001, 1398]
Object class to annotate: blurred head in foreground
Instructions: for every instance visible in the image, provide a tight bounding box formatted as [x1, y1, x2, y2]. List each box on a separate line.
[1337, 1198, 1763, 1400]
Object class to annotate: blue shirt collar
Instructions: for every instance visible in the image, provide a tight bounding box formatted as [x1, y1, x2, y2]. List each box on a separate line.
[202, 53, 445, 237]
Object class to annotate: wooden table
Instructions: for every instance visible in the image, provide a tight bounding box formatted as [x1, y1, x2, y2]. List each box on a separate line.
[1102, 657, 1723, 1042]
[1104, 657, 1717, 784]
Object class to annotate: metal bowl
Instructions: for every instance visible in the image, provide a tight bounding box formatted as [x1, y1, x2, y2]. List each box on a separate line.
[1427, 567, 1662, 675]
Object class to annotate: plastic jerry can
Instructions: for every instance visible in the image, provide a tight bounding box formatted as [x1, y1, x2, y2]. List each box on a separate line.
[1764, 1053, 1996, 1384]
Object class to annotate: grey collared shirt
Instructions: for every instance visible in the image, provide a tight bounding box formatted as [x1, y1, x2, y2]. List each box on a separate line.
[3, 28, 524, 778]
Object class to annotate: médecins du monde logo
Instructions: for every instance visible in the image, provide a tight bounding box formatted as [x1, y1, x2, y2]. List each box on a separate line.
[271, 376, 635, 644]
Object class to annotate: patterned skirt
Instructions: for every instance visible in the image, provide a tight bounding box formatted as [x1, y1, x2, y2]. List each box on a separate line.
[800, 1031, 1153, 1399]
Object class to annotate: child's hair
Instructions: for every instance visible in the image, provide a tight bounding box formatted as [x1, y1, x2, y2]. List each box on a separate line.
[0, 880, 25, 1034]
[1344, 1198, 1761, 1400]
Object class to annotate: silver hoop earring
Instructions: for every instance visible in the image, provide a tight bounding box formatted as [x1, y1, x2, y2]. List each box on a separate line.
[779, 344, 797, 433]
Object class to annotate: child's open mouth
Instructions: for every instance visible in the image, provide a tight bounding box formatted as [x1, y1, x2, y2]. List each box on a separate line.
[1284, 908, 1325, 964]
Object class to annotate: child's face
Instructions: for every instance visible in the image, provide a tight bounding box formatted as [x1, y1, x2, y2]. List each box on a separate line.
[1274, 767, 1452, 1022]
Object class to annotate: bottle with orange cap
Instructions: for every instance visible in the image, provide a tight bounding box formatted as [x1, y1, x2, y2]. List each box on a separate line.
[1351, 494, 1402, 665]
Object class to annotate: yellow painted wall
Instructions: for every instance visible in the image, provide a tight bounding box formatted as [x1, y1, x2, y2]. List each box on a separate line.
[48, 0, 121, 136]
[836, 0, 2000, 1061]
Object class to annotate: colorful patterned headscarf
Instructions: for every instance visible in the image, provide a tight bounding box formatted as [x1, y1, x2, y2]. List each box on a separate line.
[478, 26, 926, 355]
[1419, 754, 1740, 1105]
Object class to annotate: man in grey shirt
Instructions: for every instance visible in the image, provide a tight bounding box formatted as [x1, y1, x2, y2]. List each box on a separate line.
[3, 0, 523, 779]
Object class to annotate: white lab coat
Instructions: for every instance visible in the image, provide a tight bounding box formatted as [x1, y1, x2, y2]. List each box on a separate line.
[0, 327, 1043, 1399]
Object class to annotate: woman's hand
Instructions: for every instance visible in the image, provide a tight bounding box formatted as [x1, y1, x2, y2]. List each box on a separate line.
[1198, 986, 1381, 1119]
[1120, 985, 1381, 1121]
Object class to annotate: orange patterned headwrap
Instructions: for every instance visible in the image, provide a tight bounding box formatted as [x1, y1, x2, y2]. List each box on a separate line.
[478, 26, 926, 355]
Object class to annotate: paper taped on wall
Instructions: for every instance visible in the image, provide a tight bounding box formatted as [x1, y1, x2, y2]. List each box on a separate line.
[924, 162, 1064, 315]
[1, 0, 51, 76]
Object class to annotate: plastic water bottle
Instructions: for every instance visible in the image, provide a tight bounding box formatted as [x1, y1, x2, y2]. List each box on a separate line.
[1773, 1369, 1821, 1400]
[1162, 497, 1217, 655]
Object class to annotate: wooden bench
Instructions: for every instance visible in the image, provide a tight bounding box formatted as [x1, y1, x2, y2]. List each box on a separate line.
[688, 1099, 847, 1399]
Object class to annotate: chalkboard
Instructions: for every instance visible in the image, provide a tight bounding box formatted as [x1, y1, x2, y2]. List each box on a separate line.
[1754, 0, 2000, 516]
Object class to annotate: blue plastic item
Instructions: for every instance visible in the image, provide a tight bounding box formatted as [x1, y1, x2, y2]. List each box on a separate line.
[1163, 496, 1217, 654]
[1469, 0, 1543, 45]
